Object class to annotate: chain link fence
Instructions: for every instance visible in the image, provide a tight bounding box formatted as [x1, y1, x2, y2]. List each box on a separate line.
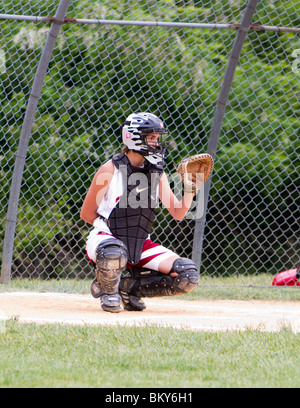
[0, 0, 299, 285]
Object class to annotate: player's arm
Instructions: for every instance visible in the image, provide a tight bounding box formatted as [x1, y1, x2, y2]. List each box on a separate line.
[158, 172, 194, 221]
[80, 160, 114, 225]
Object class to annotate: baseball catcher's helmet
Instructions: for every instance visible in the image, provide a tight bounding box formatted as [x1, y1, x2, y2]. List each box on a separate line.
[121, 112, 168, 166]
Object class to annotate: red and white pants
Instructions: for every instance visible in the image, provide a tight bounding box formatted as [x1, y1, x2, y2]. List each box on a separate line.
[85, 228, 177, 271]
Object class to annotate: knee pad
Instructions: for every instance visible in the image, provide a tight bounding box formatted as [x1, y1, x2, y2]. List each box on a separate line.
[95, 238, 128, 294]
[96, 238, 128, 272]
[170, 258, 200, 294]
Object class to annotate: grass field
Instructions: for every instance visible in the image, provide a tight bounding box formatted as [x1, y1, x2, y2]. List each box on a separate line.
[0, 279, 299, 388]
[1, 276, 300, 301]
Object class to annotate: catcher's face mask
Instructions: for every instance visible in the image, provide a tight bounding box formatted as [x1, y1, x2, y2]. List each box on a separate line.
[139, 130, 169, 165]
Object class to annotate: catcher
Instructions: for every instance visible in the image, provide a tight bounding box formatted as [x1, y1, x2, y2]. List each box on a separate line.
[80, 112, 213, 313]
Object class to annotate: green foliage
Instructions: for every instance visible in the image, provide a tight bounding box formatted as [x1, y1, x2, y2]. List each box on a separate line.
[0, 0, 299, 278]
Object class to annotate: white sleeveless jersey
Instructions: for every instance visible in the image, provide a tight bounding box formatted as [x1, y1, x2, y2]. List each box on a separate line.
[92, 163, 124, 231]
[92, 161, 160, 232]
[86, 161, 175, 268]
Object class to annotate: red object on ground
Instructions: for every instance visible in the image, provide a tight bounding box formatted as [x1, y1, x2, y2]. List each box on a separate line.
[272, 268, 300, 287]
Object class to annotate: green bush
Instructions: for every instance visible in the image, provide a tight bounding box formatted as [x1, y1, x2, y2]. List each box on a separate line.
[0, 0, 299, 278]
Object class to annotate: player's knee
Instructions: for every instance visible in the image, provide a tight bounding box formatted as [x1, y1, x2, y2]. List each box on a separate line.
[96, 238, 128, 273]
[170, 257, 200, 294]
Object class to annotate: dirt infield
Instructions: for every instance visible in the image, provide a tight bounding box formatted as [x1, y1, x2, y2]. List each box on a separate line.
[0, 292, 299, 332]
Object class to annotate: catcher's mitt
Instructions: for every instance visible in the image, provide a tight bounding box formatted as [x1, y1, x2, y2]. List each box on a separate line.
[176, 153, 214, 194]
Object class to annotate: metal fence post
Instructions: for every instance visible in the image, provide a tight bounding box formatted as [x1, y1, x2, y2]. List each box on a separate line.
[0, 0, 71, 284]
[192, 0, 259, 272]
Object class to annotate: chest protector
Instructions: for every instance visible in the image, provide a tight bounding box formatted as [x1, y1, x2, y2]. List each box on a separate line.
[108, 153, 163, 264]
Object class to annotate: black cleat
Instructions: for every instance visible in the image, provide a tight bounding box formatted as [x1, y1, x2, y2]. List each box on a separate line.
[119, 289, 146, 311]
[100, 293, 122, 313]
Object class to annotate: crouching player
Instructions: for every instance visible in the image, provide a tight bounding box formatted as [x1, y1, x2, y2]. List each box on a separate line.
[80, 112, 200, 312]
